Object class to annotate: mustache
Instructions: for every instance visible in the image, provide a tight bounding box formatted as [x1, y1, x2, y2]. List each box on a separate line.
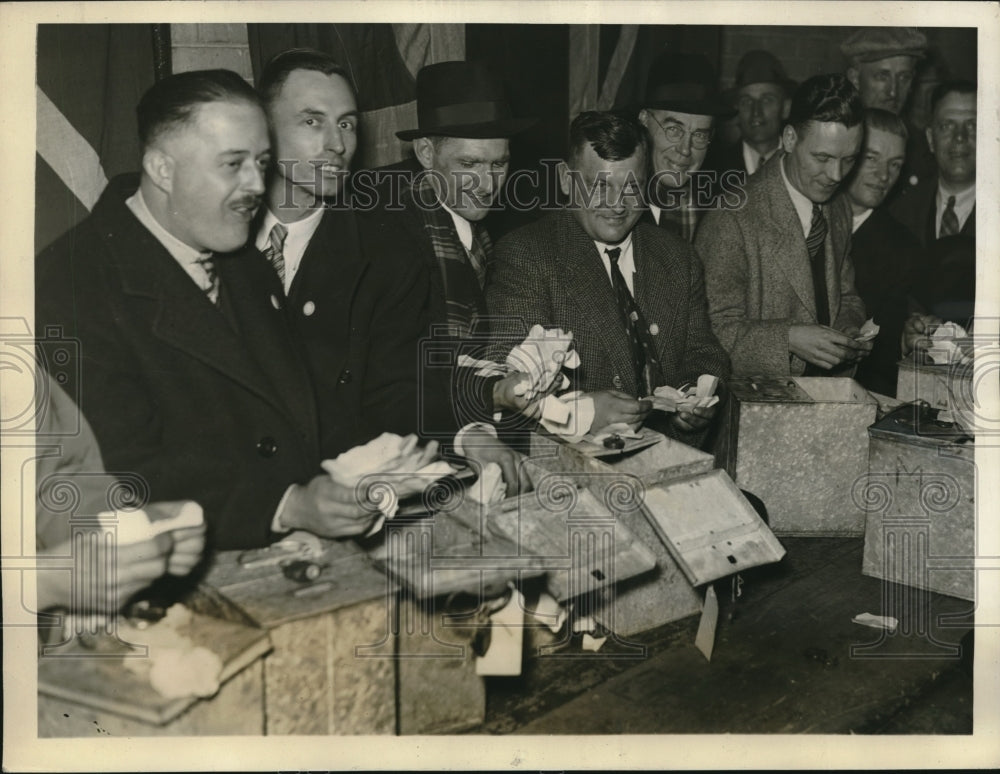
[231, 196, 262, 208]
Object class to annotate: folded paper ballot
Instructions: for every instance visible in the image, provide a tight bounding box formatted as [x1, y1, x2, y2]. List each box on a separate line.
[645, 374, 720, 413]
[95, 501, 204, 546]
[321, 433, 456, 535]
[855, 318, 880, 342]
[925, 321, 972, 365]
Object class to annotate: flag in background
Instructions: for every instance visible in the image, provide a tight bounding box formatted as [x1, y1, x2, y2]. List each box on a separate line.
[35, 25, 156, 254]
[247, 23, 465, 169]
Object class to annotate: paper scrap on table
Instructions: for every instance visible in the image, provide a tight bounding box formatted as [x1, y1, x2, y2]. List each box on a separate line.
[275, 530, 325, 560]
[582, 633, 607, 652]
[852, 612, 898, 633]
[695, 585, 719, 661]
[321, 433, 452, 536]
[476, 588, 525, 676]
[646, 374, 720, 414]
[572, 614, 597, 634]
[855, 318, 880, 342]
[529, 592, 567, 633]
[96, 501, 203, 546]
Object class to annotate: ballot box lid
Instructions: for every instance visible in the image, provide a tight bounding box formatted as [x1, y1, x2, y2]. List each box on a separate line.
[868, 404, 974, 453]
[729, 376, 814, 403]
[38, 609, 270, 726]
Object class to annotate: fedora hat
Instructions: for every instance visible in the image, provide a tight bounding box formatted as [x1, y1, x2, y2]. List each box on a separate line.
[396, 60, 535, 141]
[728, 50, 797, 97]
[639, 51, 735, 118]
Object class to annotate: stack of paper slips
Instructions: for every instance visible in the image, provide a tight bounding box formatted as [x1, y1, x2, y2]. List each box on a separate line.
[646, 373, 720, 413]
[321, 433, 456, 535]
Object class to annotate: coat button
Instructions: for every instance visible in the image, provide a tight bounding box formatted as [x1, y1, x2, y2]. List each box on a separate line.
[338, 369, 352, 384]
[649, 323, 659, 336]
[303, 301, 316, 316]
[270, 294, 281, 310]
[612, 375, 623, 389]
[256, 436, 278, 457]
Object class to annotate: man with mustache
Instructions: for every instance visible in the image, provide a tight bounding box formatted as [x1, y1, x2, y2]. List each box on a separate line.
[890, 80, 977, 325]
[839, 108, 924, 395]
[696, 74, 872, 377]
[36, 70, 382, 550]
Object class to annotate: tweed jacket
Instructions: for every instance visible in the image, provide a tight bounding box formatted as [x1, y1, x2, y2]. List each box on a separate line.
[35, 175, 320, 550]
[485, 208, 730, 398]
[695, 153, 866, 376]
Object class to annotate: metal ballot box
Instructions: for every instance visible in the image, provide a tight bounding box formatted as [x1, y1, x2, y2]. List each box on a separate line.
[718, 376, 878, 536]
[896, 350, 974, 413]
[861, 405, 975, 601]
[529, 431, 784, 636]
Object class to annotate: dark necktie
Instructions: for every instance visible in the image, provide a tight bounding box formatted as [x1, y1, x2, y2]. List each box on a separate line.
[264, 222, 289, 287]
[467, 222, 491, 289]
[939, 195, 959, 238]
[605, 247, 661, 396]
[805, 204, 830, 327]
[194, 255, 219, 305]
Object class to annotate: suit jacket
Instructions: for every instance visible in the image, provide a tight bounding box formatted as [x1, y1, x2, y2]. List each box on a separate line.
[35, 175, 320, 550]
[695, 153, 866, 376]
[258, 207, 432, 458]
[847, 205, 924, 396]
[889, 176, 976, 323]
[705, 140, 748, 178]
[486, 208, 730, 399]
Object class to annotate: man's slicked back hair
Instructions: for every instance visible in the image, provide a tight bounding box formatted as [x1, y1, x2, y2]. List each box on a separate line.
[787, 73, 864, 136]
[864, 107, 909, 141]
[568, 110, 649, 166]
[136, 68, 262, 151]
[257, 48, 354, 111]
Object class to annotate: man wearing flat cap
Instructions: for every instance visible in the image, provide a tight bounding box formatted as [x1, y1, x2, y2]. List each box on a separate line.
[707, 50, 794, 178]
[364, 60, 538, 492]
[637, 51, 737, 243]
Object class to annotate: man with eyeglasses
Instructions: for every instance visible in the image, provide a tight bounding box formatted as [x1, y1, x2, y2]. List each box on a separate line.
[707, 50, 794, 179]
[696, 74, 871, 377]
[637, 52, 736, 243]
[891, 80, 976, 324]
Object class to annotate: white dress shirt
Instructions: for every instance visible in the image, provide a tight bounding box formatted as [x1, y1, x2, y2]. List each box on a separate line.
[256, 206, 325, 294]
[934, 183, 975, 238]
[779, 155, 817, 237]
[742, 140, 780, 176]
[441, 201, 474, 251]
[595, 233, 636, 295]
[125, 189, 217, 302]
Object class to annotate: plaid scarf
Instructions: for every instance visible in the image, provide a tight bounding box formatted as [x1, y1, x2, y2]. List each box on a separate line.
[409, 176, 492, 339]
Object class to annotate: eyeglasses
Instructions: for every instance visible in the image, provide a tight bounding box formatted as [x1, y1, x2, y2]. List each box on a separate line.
[646, 112, 714, 150]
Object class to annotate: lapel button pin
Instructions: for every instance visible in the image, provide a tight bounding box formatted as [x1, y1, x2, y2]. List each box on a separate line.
[303, 301, 316, 316]
[649, 323, 659, 335]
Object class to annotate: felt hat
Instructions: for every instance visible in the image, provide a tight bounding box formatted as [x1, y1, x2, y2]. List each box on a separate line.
[395, 60, 535, 141]
[728, 50, 797, 97]
[639, 51, 735, 118]
[840, 27, 927, 63]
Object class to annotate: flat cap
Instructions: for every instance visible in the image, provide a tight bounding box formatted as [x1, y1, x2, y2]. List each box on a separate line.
[841, 27, 927, 63]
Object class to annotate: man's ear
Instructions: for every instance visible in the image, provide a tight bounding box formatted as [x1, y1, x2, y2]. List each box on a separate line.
[781, 124, 798, 154]
[637, 108, 650, 129]
[412, 137, 435, 171]
[846, 66, 860, 91]
[142, 148, 174, 193]
[557, 160, 571, 198]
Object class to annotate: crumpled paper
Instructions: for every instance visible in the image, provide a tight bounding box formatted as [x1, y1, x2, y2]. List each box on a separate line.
[855, 318, 880, 342]
[95, 501, 204, 546]
[505, 325, 581, 401]
[321, 433, 455, 536]
[468, 461, 507, 505]
[122, 604, 223, 700]
[646, 373, 720, 413]
[538, 391, 595, 442]
[925, 322, 972, 365]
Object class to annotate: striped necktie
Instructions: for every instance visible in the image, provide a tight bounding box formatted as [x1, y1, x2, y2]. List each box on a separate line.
[605, 247, 661, 396]
[264, 222, 289, 287]
[805, 204, 829, 327]
[466, 221, 491, 289]
[194, 254, 219, 305]
[939, 195, 959, 237]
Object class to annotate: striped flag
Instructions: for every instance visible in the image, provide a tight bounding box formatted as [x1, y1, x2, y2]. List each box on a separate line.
[35, 24, 156, 254]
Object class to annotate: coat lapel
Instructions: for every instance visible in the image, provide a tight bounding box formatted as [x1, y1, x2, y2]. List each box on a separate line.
[556, 210, 636, 391]
[633, 223, 680, 366]
[762, 157, 817, 318]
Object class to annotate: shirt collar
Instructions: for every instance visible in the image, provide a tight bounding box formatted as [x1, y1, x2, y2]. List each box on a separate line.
[935, 182, 975, 212]
[742, 140, 780, 175]
[852, 207, 874, 234]
[255, 205, 324, 251]
[779, 153, 818, 236]
[440, 200, 474, 251]
[125, 188, 211, 266]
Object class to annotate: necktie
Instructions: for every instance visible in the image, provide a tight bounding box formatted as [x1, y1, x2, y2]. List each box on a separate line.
[805, 204, 830, 327]
[264, 222, 289, 287]
[466, 222, 491, 289]
[194, 255, 219, 305]
[605, 247, 661, 396]
[939, 195, 959, 238]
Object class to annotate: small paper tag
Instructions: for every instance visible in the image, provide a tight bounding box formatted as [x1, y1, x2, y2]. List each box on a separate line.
[695, 585, 719, 661]
[475, 589, 525, 676]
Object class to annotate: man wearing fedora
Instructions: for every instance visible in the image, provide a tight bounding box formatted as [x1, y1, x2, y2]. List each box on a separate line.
[487, 111, 730, 447]
[365, 59, 539, 493]
[707, 50, 794, 178]
[696, 74, 871, 378]
[636, 51, 736, 243]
